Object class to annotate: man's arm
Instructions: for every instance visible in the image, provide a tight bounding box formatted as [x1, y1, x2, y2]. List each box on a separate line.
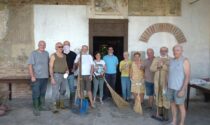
[178, 58, 190, 97]
[182, 59, 191, 91]
[28, 52, 36, 82]
[49, 54, 56, 84]
[28, 64, 36, 82]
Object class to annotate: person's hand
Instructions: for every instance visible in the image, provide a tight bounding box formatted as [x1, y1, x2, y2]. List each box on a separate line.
[51, 78, 56, 85]
[89, 75, 93, 81]
[177, 89, 185, 97]
[31, 76, 36, 82]
[157, 60, 163, 68]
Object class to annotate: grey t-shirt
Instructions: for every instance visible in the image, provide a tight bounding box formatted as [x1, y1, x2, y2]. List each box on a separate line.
[27, 50, 49, 78]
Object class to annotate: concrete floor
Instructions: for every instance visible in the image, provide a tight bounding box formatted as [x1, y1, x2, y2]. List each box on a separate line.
[0, 98, 209, 125]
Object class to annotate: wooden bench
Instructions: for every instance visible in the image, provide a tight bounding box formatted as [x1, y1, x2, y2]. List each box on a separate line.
[0, 76, 30, 100]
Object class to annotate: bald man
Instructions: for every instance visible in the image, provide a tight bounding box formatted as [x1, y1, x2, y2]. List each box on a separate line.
[63, 41, 77, 108]
[28, 40, 49, 116]
[167, 45, 190, 125]
[150, 47, 170, 121]
[49, 42, 68, 113]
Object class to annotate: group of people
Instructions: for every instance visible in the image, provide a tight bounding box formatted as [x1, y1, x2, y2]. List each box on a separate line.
[28, 40, 190, 125]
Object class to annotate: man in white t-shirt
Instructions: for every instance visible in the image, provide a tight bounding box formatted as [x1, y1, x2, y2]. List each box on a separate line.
[74, 45, 95, 108]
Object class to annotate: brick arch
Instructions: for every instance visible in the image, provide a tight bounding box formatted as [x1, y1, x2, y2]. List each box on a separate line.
[139, 23, 187, 43]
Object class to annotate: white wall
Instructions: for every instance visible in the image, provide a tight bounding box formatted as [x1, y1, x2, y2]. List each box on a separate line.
[34, 1, 210, 98]
[128, 0, 210, 78]
[34, 5, 88, 54]
[34, 2, 210, 78]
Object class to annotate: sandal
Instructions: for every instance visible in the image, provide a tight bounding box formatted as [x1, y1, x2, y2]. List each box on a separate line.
[151, 114, 164, 121]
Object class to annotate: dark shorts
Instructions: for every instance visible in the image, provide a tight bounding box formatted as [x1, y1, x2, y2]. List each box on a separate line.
[80, 75, 92, 91]
[145, 81, 154, 96]
[166, 88, 186, 105]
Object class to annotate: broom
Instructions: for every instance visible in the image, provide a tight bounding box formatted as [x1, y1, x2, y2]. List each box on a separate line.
[72, 52, 88, 114]
[103, 78, 129, 108]
[131, 79, 143, 115]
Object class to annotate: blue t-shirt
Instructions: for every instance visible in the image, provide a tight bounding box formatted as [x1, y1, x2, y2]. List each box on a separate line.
[103, 54, 119, 74]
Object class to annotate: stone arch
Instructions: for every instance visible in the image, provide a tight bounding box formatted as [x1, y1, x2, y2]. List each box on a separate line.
[139, 23, 187, 43]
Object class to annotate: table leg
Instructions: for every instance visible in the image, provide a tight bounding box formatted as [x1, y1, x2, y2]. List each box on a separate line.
[186, 85, 191, 110]
[9, 83, 12, 100]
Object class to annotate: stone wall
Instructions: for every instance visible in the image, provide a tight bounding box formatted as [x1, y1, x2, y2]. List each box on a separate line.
[0, 4, 33, 98]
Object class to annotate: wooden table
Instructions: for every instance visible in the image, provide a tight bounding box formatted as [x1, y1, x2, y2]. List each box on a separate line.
[186, 83, 210, 110]
[0, 76, 30, 100]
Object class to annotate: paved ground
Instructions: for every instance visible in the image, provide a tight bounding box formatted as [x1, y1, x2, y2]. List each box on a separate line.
[0, 97, 209, 125]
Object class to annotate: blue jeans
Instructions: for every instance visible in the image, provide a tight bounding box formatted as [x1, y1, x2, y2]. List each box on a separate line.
[31, 78, 48, 100]
[67, 74, 75, 93]
[121, 77, 131, 100]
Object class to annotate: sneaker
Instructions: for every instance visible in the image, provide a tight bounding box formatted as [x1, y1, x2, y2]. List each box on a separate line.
[100, 98, 104, 105]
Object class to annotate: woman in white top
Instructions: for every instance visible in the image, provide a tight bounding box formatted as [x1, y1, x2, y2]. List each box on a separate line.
[93, 52, 106, 104]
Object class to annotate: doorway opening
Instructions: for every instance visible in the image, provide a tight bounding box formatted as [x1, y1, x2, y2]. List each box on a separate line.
[93, 36, 124, 95]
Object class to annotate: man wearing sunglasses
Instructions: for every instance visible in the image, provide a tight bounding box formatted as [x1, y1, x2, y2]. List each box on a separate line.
[49, 42, 68, 113]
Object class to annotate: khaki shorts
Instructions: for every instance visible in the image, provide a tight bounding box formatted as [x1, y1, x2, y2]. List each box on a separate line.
[80, 75, 92, 92]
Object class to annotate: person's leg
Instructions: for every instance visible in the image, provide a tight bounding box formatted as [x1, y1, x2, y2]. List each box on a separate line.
[111, 74, 117, 90]
[140, 93, 144, 103]
[178, 104, 186, 125]
[0, 109, 5, 116]
[99, 78, 104, 103]
[167, 89, 177, 124]
[121, 77, 127, 100]
[68, 74, 75, 106]
[59, 77, 67, 109]
[132, 92, 137, 103]
[175, 90, 187, 125]
[126, 78, 131, 100]
[51, 74, 61, 112]
[171, 102, 177, 125]
[86, 76, 94, 107]
[31, 79, 41, 116]
[140, 84, 145, 103]
[145, 82, 154, 108]
[104, 74, 110, 99]
[39, 78, 48, 110]
[93, 77, 99, 102]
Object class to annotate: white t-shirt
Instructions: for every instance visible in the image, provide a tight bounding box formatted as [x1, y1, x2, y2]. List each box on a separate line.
[74, 54, 94, 75]
[93, 60, 105, 76]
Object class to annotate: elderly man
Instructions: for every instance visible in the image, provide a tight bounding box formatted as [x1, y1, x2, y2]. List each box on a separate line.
[167, 45, 190, 125]
[143, 48, 155, 109]
[63, 41, 77, 108]
[103, 47, 119, 99]
[150, 47, 170, 121]
[49, 42, 68, 113]
[74, 45, 95, 108]
[28, 40, 49, 116]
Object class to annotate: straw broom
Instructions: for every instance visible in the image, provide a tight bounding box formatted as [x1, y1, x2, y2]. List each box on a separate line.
[131, 80, 143, 115]
[103, 78, 129, 108]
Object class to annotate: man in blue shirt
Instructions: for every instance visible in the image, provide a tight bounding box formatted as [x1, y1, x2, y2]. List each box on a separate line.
[103, 47, 119, 99]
